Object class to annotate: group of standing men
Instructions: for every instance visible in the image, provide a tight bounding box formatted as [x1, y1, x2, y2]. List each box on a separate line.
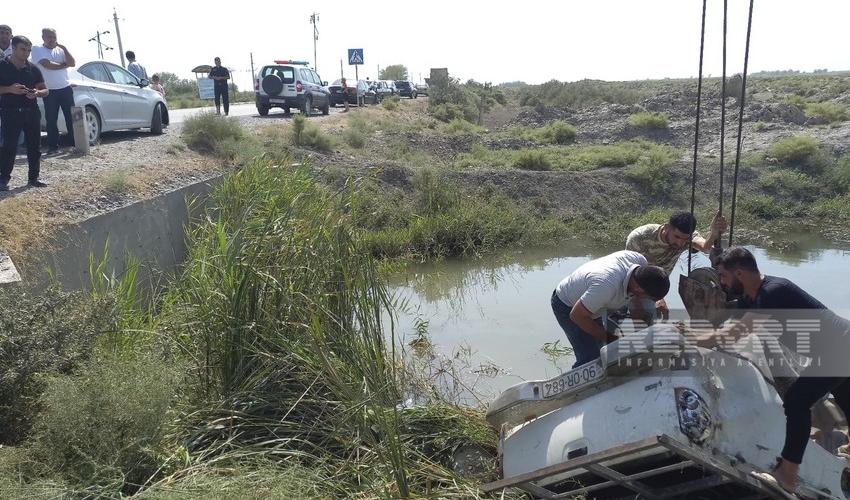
[551, 209, 850, 496]
[0, 26, 75, 191]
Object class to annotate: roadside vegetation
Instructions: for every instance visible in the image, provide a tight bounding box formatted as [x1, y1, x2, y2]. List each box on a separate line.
[3, 71, 850, 498]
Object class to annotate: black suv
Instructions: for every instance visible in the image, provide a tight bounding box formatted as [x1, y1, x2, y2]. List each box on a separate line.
[255, 61, 330, 116]
[394, 80, 418, 99]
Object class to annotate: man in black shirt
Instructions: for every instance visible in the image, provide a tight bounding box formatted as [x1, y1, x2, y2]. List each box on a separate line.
[208, 57, 230, 116]
[0, 35, 49, 190]
[681, 247, 850, 495]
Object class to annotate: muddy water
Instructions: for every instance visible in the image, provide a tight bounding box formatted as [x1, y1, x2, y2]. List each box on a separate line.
[387, 238, 850, 402]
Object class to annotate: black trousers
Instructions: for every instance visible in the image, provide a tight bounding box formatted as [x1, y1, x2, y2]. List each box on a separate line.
[781, 374, 850, 464]
[0, 107, 42, 184]
[43, 85, 75, 149]
[213, 85, 229, 114]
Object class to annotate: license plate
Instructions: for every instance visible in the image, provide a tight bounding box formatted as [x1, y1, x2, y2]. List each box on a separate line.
[542, 362, 604, 398]
[269, 99, 288, 104]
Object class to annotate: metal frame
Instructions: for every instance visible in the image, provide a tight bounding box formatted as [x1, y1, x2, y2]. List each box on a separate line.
[480, 434, 794, 500]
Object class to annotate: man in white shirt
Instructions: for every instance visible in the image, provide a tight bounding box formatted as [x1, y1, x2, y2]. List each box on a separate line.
[125, 50, 147, 81]
[551, 250, 670, 368]
[30, 28, 75, 154]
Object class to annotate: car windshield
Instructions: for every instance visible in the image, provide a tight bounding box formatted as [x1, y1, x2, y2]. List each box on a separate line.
[263, 67, 296, 84]
[394, 81, 409, 87]
[331, 79, 343, 86]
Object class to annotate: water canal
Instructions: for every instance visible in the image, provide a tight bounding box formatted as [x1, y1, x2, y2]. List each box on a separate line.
[388, 236, 850, 404]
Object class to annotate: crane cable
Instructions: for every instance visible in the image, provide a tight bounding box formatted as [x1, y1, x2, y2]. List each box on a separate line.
[688, 0, 755, 273]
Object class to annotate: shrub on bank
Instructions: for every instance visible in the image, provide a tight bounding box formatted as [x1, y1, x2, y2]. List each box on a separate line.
[805, 102, 850, 123]
[628, 111, 670, 130]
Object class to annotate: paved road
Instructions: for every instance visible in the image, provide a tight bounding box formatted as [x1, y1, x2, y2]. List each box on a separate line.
[168, 102, 329, 124]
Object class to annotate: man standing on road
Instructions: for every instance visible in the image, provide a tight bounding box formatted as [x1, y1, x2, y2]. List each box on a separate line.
[0, 35, 49, 190]
[31, 28, 75, 154]
[208, 57, 230, 115]
[551, 250, 670, 368]
[125, 50, 147, 81]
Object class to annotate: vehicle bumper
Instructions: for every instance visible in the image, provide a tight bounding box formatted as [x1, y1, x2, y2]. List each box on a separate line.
[255, 94, 304, 109]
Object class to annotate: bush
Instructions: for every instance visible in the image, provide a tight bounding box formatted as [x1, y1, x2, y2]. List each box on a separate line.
[626, 149, 674, 191]
[181, 111, 245, 153]
[542, 120, 578, 144]
[513, 150, 551, 171]
[430, 103, 466, 123]
[292, 114, 335, 151]
[442, 118, 484, 135]
[628, 111, 669, 129]
[758, 169, 820, 200]
[805, 102, 850, 123]
[768, 136, 820, 164]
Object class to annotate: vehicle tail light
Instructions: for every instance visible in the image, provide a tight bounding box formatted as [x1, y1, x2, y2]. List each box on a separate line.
[296, 81, 303, 93]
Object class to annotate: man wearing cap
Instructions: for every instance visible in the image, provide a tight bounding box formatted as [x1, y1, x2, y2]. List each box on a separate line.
[552, 250, 671, 368]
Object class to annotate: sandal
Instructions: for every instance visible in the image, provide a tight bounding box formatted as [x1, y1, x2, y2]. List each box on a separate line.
[751, 471, 797, 499]
[837, 444, 850, 458]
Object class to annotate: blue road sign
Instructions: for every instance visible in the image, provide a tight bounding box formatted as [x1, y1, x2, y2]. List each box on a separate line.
[348, 48, 364, 65]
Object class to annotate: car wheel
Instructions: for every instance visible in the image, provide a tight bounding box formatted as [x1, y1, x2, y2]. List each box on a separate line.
[320, 99, 330, 115]
[258, 105, 270, 116]
[358, 95, 364, 107]
[300, 97, 311, 116]
[150, 103, 164, 135]
[84, 105, 102, 144]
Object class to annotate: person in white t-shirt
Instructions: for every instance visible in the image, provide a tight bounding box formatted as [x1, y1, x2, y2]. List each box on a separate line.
[551, 250, 670, 368]
[30, 28, 75, 154]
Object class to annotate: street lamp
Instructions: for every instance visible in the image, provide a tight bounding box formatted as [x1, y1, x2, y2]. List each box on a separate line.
[310, 12, 319, 71]
[88, 30, 113, 60]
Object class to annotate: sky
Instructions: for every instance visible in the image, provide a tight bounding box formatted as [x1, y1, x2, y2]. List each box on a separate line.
[7, 0, 849, 92]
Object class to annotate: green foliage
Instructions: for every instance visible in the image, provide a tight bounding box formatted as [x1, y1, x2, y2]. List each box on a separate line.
[738, 193, 784, 219]
[29, 352, 181, 495]
[625, 149, 675, 197]
[628, 111, 670, 129]
[768, 136, 820, 163]
[181, 111, 246, 153]
[517, 79, 647, 109]
[513, 150, 551, 170]
[291, 114, 335, 151]
[784, 94, 807, 106]
[430, 103, 467, 123]
[509, 120, 578, 145]
[0, 286, 114, 445]
[758, 169, 821, 200]
[344, 128, 366, 148]
[805, 102, 850, 123]
[379, 64, 408, 81]
[825, 156, 850, 194]
[381, 95, 400, 110]
[442, 118, 484, 135]
[754, 121, 768, 131]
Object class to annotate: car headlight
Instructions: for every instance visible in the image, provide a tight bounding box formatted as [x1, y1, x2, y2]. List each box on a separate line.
[675, 387, 713, 443]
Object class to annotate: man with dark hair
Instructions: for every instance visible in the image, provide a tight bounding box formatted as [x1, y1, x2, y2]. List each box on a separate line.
[627, 210, 727, 275]
[31, 28, 75, 154]
[208, 57, 230, 115]
[0, 35, 49, 190]
[681, 246, 850, 495]
[552, 250, 670, 368]
[125, 50, 147, 80]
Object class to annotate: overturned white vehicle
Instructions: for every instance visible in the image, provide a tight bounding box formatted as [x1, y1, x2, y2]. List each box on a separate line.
[481, 319, 850, 500]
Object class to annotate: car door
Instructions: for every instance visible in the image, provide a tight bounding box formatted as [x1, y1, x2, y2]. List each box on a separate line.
[77, 62, 124, 130]
[103, 62, 152, 128]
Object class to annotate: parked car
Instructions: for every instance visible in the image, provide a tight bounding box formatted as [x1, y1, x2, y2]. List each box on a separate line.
[254, 60, 330, 116]
[394, 80, 418, 99]
[328, 79, 371, 107]
[415, 82, 429, 96]
[39, 60, 169, 144]
[380, 80, 398, 96]
[369, 81, 393, 103]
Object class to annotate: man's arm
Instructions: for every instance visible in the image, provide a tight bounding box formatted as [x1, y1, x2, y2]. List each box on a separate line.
[691, 210, 727, 252]
[570, 301, 616, 343]
[678, 311, 772, 347]
[58, 44, 74, 67]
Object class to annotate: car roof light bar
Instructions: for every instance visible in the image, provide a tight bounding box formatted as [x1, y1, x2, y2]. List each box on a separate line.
[274, 60, 310, 65]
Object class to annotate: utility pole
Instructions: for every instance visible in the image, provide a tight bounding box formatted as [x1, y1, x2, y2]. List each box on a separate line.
[113, 9, 125, 67]
[88, 30, 112, 60]
[309, 12, 319, 72]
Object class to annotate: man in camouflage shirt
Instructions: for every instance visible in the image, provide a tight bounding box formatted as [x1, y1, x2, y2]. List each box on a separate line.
[625, 210, 727, 319]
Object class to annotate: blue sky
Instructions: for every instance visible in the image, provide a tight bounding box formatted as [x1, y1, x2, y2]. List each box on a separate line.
[8, 0, 849, 92]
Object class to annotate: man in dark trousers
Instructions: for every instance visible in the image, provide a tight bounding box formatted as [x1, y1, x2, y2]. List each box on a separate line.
[680, 246, 850, 496]
[0, 35, 49, 190]
[208, 57, 230, 115]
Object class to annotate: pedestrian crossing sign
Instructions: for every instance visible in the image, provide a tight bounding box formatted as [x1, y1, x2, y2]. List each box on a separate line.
[348, 49, 364, 65]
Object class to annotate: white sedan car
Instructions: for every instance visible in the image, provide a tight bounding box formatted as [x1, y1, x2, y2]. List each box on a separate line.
[40, 60, 169, 144]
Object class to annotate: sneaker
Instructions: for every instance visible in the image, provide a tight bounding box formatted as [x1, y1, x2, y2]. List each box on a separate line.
[28, 179, 48, 188]
[0, 182, 8, 191]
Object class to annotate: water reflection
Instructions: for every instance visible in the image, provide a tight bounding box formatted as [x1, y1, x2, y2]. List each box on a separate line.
[387, 241, 850, 401]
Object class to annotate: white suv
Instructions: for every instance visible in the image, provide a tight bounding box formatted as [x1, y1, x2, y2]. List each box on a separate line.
[255, 60, 330, 116]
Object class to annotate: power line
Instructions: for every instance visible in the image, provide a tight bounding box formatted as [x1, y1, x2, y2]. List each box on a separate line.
[88, 30, 113, 60]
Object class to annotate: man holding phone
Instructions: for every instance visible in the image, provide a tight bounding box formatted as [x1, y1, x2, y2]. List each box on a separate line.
[0, 35, 49, 190]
